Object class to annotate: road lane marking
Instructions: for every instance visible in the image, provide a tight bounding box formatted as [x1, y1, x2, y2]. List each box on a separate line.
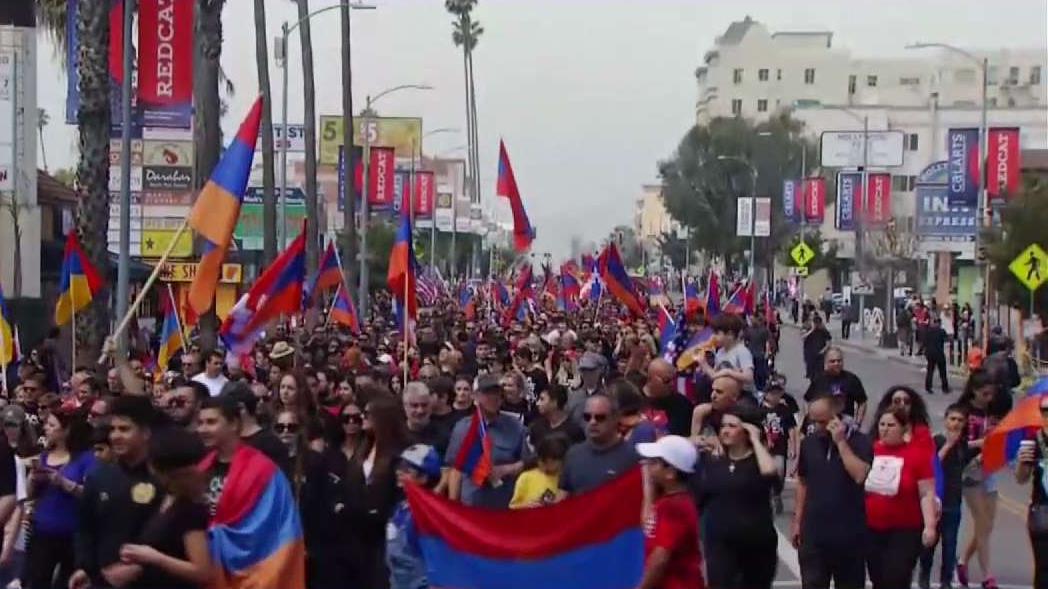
[774, 524, 801, 579]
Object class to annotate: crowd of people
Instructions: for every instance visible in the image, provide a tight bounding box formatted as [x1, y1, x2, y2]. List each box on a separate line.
[0, 284, 1043, 589]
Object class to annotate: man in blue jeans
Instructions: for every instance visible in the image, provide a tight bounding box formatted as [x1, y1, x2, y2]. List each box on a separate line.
[918, 404, 969, 589]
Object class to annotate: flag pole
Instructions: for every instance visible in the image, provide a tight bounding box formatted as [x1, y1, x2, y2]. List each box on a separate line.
[324, 285, 338, 329]
[405, 138, 416, 384]
[102, 219, 191, 364]
[70, 265, 78, 366]
[167, 283, 189, 353]
[0, 325, 8, 395]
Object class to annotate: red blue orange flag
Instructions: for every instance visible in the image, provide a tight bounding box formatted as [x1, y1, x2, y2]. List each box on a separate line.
[55, 230, 105, 326]
[405, 467, 643, 589]
[496, 140, 535, 253]
[387, 197, 419, 320]
[705, 270, 721, 317]
[982, 379, 1048, 474]
[329, 284, 360, 334]
[597, 243, 645, 317]
[723, 284, 747, 315]
[503, 263, 534, 325]
[453, 407, 494, 486]
[156, 308, 183, 373]
[188, 97, 263, 315]
[202, 444, 305, 589]
[0, 285, 14, 366]
[307, 240, 342, 303]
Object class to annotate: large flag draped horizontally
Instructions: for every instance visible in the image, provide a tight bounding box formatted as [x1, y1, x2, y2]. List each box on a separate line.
[405, 467, 643, 589]
[597, 242, 645, 316]
[203, 444, 305, 589]
[55, 231, 104, 326]
[187, 97, 263, 315]
[496, 140, 535, 252]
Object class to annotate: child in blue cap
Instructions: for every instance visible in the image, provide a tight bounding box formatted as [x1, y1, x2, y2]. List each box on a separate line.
[387, 444, 442, 589]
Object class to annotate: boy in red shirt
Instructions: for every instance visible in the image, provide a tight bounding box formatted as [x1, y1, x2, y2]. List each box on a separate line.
[637, 435, 705, 589]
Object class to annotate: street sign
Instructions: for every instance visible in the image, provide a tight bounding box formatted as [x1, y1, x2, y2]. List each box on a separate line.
[792, 266, 809, 277]
[1008, 244, 1048, 291]
[820, 130, 905, 168]
[157, 262, 242, 284]
[791, 241, 815, 267]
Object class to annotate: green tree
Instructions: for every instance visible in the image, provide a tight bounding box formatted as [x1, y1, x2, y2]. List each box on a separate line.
[658, 113, 816, 271]
[985, 176, 1048, 315]
[656, 230, 688, 271]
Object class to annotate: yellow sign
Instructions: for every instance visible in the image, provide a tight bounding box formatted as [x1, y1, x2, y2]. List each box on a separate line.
[1008, 244, 1048, 291]
[790, 241, 815, 267]
[318, 116, 423, 165]
[158, 262, 242, 284]
[141, 229, 193, 258]
[792, 266, 810, 277]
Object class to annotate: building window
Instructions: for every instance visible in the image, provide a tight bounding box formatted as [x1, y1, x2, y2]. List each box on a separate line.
[906, 133, 919, 151]
[776, 68, 782, 81]
[1008, 66, 1020, 84]
[1032, 66, 1042, 85]
[892, 175, 918, 192]
[1008, 97, 1016, 107]
[867, 75, 878, 87]
[731, 99, 742, 115]
[758, 68, 769, 82]
[757, 99, 768, 112]
[987, 66, 999, 85]
[733, 68, 743, 84]
[899, 76, 920, 86]
[848, 75, 856, 94]
[989, 97, 998, 107]
[804, 68, 815, 84]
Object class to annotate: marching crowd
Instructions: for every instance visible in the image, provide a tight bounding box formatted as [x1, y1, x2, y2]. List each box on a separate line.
[0, 288, 1045, 589]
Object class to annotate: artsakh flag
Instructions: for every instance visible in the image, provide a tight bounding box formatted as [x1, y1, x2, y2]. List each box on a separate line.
[496, 140, 535, 253]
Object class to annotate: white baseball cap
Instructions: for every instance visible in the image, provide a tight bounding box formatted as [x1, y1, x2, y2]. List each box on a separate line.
[637, 435, 698, 474]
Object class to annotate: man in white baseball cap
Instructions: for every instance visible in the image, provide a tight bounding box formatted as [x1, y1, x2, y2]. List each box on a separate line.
[636, 435, 704, 589]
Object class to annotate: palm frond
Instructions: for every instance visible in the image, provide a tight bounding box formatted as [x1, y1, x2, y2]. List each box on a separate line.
[36, 0, 71, 70]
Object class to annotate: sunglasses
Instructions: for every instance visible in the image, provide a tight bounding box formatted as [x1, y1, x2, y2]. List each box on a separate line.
[582, 412, 609, 423]
[342, 413, 363, 424]
[2, 422, 20, 429]
[274, 423, 300, 434]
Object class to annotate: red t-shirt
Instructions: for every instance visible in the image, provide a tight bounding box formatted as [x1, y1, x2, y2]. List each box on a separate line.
[865, 438, 934, 531]
[644, 491, 705, 589]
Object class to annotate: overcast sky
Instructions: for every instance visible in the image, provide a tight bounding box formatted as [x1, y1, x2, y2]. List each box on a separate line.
[34, 0, 1048, 258]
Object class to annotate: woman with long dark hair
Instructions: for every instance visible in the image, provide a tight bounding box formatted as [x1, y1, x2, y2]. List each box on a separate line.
[0, 405, 37, 587]
[26, 408, 94, 589]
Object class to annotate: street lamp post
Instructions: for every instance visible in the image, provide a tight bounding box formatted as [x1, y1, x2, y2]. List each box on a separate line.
[276, 2, 376, 248]
[717, 155, 759, 280]
[907, 42, 991, 348]
[421, 128, 460, 269]
[358, 84, 433, 315]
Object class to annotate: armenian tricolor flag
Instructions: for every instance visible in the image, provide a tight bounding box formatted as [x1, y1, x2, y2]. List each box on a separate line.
[0, 285, 14, 366]
[453, 407, 494, 486]
[405, 467, 644, 589]
[503, 264, 533, 325]
[496, 140, 535, 253]
[558, 269, 581, 312]
[329, 284, 360, 334]
[597, 243, 645, 316]
[187, 97, 263, 315]
[723, 284, 747, 315]
[156, 308, 183, 373]
[203, 444, 305, 589]
[982, 378, 1048, 474]
[307, 240, 342, 304]
[705, 270, 721, 317]
[55, 231, 104, 326]
[387, 189, 419, 321]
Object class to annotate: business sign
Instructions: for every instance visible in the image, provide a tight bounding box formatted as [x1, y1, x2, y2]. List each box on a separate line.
[137, 0, 194, 128]
[143, 166, 193, 190]
[235, 187, 307, 250]
[141, 190, 192, 206]
[915, 161, 977, 248]
[836, 172, 860, 231]
[337, 146, 397, 211]
[319, 116, 423, 165]
[987, 127, 1021, 203]
[142, 140, 193, 167]
[158, 262, 242, 284]
[470, 203, 484, 233]
[414, 171, 436, 218]
[864, 173, 892, 226]
[109, 139, 144, 166]
[109, 166, 144, 192]
[782, 179, 798, 222]
[435, 192, 453, 231]
[141, 224, 193, 258]
[820, 130, 905, 168]
[947, 128, 980, 207]
[270, 124, 306, 152]
[803, 177, 826, 224]
[736, 197, 753, 237]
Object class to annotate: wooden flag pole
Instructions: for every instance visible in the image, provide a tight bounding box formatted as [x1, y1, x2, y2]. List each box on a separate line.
[70, 268, 78, 366]
[101, 219, 191, 364]
[0, 325, 8, 395]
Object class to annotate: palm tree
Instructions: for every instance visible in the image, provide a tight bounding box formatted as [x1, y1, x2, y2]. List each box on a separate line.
[295, 0, 319, 273]
[37, 0, 113, 363]
[252, 0, 278, 265]
[339, 1, 357, 299]
[37, 108, 49, 172]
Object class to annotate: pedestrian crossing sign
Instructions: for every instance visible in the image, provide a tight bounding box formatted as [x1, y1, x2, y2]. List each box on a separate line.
[1008, 244, 1048, 291]
[790, 241, 815, 267]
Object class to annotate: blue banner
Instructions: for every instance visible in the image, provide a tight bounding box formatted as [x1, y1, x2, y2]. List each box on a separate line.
[947, 128, 980, 207]
[782, 179, 797, 222]
[836, 172, 860, 231]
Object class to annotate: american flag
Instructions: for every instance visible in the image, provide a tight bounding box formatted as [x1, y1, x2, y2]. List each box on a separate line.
[416, 268, 443, 307]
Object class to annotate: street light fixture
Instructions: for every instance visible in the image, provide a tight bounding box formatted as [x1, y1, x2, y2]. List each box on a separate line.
[716, 155, 759, 279]
[907, 41, 991, 348]
[358, 84, 434, 315]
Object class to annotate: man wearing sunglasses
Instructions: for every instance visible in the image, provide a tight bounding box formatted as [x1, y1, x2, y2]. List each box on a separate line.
[164, 381, 208, 432]
[559, 394, 639, 498]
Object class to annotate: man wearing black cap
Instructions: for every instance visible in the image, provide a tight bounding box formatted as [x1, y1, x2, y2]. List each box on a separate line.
[445, 374, 526, 508]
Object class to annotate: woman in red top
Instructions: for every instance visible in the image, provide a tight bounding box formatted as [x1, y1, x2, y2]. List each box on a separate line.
[865, 407, 938, 589]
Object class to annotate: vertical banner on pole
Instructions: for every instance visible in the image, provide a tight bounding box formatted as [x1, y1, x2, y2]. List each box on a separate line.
[947, 128, 981, 207]
[986, 127, 1021, 203]
[864, 172, 892, 226]
[753, 197, 771, 237]
[782, 179, 797, 223]
[414, 171, 435, 219]
[137, 0, 195, 128]
[836, 172, 860, 231]
[736, 197, 753, 237]
[803, 177, 826, 224]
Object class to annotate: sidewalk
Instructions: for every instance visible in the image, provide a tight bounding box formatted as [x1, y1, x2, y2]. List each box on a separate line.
[782, 316, 967, 378]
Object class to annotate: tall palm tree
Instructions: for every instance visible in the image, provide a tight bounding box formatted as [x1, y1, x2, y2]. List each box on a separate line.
[339, 1, 357, 299]
[36, 0, 112, 363]
[295, 0, 319, 273]
[37, 108, 49, 172]
[253, 0, 278, 265]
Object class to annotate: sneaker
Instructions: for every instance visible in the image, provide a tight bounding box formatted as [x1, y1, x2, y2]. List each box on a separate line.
[981, 578, 998, 589]
[956, 564, 969, 588]
[917, 570, 931, 589]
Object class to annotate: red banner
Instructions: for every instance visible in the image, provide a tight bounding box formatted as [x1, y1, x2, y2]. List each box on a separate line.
[354, 147, 396, 209]
[987, 127, 1021, 202]
[414, 171, 435, 218]
[803, 177, 825, 224]
[137, 0, 194, 127]
[864, 173, 892, 225]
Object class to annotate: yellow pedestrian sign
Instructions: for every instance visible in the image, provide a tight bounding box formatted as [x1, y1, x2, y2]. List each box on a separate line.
[1009, 244, 1048, 291]
[791, 241, 815, 267]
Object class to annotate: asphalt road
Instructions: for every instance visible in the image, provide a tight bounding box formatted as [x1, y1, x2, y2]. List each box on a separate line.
[768, 326, 1036, 588]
